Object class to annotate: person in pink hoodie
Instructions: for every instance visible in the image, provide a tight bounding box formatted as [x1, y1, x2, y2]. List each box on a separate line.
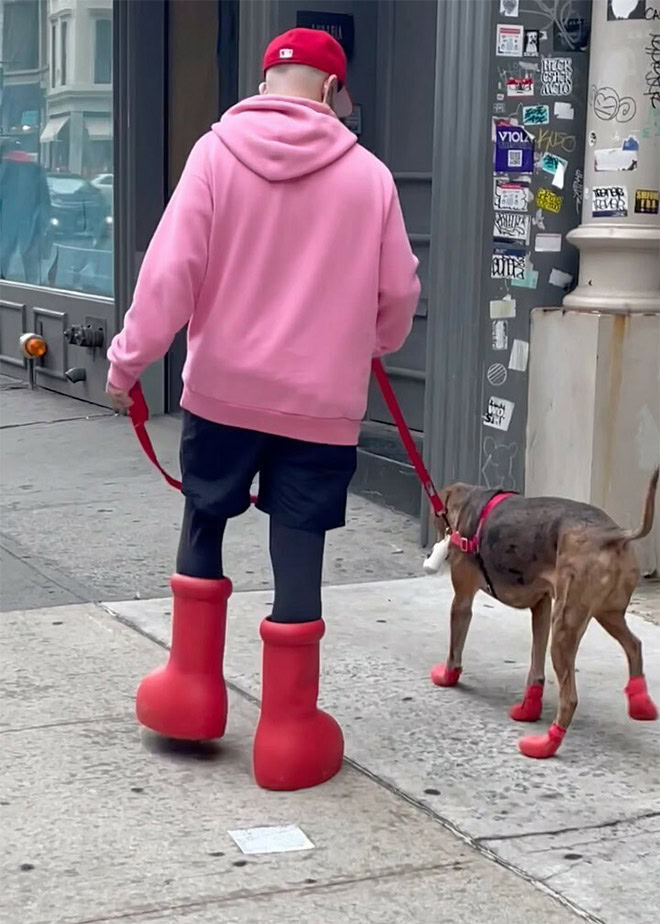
[107, 28, 420, 791]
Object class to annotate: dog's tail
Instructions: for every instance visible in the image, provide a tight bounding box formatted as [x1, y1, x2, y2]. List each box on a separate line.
[600, 467, 658, 545]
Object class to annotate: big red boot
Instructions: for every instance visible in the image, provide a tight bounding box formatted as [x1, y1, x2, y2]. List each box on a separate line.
[253, 619, 343, 790]
[136, 575, 231, 740]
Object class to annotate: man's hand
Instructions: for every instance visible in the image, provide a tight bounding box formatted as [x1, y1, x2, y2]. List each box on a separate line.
[107, 383, 133, 412]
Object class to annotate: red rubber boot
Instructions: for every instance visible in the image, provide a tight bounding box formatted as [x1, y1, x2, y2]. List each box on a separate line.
[625, 675, 658, 721]
[510, 683, 544, 722]
[136, 575, 231, 740]
[253, 619, 344, 791]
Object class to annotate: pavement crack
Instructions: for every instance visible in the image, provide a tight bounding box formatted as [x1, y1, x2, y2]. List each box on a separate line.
[475, 811, 660, 843]
[0, 413, 111, 431]
[0, 714, 131, 735]
[63, 860, 473, 924]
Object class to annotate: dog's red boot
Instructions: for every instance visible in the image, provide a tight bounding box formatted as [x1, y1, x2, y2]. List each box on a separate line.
[136, 575, 231, 740]
[510, 683, 544, 722]
[254, 619, 343, 791]
[625, 675, 658, 721]
[518, 722, 565, 758]
[431, 664, 462, 687]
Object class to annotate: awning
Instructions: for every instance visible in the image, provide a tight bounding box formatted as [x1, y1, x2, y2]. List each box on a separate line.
[84, 115, 112, 141]
[40, 115, 69, 144]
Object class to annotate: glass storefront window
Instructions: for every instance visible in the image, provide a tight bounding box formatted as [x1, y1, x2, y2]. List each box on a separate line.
[0, 0, 114, 297]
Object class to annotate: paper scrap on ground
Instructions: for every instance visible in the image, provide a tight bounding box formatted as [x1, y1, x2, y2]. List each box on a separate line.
[554, 102, 574, 119]
[509, 339, 530, 372]
[535, 233, 562, 252]
[549, 267, 573, 289]
[228, 825, 315, 856]
[490, 297, 517, 319]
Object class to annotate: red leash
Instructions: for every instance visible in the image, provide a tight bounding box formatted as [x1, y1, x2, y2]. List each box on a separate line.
[128, 358, 445, 516]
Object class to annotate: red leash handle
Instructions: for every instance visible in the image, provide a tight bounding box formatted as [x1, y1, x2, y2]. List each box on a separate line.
[128, 383, 182, 490]
[128, 366, 444, 517]
[371, 359, 444, 516]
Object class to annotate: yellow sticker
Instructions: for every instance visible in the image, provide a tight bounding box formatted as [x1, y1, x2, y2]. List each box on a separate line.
[536, 187, 563, 213]
[634, 189, 659, 215]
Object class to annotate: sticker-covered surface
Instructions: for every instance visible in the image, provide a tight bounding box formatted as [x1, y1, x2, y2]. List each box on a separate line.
[481, 1, 591, 492]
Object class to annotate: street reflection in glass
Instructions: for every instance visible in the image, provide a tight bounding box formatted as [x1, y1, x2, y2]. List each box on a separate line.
[0, 0, 114, 296]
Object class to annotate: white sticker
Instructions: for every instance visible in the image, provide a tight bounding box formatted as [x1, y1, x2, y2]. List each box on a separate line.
[493, 211, 531, 245]
[594, 147, 638, 172]
[534, 233, 562, 252]
[549, 267, 573, 289]
[540, 57, 573, 96]
[493, 177, 529, 211]
[496, 23, 525, 56]
[228, 825, 315, 855]
[492, 319, 509, 350]
[491, 248, 526, 280]
[483, 396, 515, 431]
[552, 161, 566, 190]
[487, 362, 508, 386]
[489, 297, 517, 319]
[508, 339, 530, 372]
[507, 76, 534, 97]
[499, 0, 520, 17]
[554, 102, 574, 120]
[592, 184, 628, 217]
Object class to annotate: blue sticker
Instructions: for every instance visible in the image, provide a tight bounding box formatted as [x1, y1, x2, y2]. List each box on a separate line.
[495, 124, 535, 173]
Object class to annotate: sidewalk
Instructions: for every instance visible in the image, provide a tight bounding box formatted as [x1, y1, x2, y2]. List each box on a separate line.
[2, 600, 575, 924]
[2, 380, 659, 923]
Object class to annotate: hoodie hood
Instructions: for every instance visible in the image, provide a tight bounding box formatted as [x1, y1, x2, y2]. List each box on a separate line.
[212, 95, 358, 182]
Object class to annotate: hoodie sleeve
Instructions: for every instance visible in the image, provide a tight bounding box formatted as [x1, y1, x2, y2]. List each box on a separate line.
[374, 184, 421, 359]
[106, 138, 213, 391]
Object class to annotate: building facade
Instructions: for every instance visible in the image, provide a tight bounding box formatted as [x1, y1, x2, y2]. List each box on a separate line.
[1, 0, 658, 556]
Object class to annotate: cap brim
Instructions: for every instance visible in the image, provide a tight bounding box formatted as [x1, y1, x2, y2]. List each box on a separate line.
[336, 87, 353, 120]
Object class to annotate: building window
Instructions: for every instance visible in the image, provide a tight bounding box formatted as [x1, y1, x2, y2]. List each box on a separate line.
[60, 19, 68, 85]
[2, 0, 40, 71]
[51, 22, 57, 88]
[1, 1, 115, 296]
[94, 19, 112, 84]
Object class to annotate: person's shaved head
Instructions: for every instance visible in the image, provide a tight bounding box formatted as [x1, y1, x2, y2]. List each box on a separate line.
[261, 64, 338, 113]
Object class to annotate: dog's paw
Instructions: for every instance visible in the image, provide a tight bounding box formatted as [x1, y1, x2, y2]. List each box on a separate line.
[625, 676, 658, 721]
[510, 684, 544, 722]
[431, 663, 462, 687]
[518, 723, 565, 759]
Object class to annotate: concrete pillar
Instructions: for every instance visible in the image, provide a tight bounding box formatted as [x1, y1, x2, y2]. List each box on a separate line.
[526, 0, 660, 575]
[564, 0, 660, 311]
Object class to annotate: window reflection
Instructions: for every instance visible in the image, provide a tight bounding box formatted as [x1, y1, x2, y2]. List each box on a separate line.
[0, 0, 113, 296]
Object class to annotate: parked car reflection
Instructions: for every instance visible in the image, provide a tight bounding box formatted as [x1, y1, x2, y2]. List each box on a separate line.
[46, 172, 111, 247]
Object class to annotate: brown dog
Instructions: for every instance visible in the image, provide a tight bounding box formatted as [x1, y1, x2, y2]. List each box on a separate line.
[431, 468, 659, 758]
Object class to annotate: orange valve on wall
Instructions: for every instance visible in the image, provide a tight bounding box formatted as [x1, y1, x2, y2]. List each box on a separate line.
[19, 333, 48, 359]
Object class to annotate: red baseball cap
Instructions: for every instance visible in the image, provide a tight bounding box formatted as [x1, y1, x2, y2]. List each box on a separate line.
[263, 27, 353, 119]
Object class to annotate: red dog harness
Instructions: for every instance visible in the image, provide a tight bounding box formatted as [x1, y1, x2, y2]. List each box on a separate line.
[450, 492, 515, 555]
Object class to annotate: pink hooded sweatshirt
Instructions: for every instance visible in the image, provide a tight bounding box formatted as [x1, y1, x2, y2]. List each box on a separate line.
[107, 96, 420, 445]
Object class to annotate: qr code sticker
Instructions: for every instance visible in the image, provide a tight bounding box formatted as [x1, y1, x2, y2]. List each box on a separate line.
[507, 150, 522, 168]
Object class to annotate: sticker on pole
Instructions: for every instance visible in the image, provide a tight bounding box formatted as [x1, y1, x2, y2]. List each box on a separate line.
[494, 123, 535, 173]
[592, 185, 628, 218]
[228, 824, 315, 855]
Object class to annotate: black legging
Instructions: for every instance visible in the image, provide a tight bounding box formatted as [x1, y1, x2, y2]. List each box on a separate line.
[176, 499, 325, 623]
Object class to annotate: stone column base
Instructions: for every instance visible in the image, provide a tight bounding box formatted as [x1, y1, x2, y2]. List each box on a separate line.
[526, 308, 660, 576]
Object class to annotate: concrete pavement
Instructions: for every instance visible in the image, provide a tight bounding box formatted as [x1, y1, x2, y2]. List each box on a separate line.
[109, 576, 660, 924]
[2, 601, 576, 924]
[2, 379, 659, 923]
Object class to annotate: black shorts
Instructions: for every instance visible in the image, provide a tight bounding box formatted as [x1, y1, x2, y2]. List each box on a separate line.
[180, 411, 357, 532]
